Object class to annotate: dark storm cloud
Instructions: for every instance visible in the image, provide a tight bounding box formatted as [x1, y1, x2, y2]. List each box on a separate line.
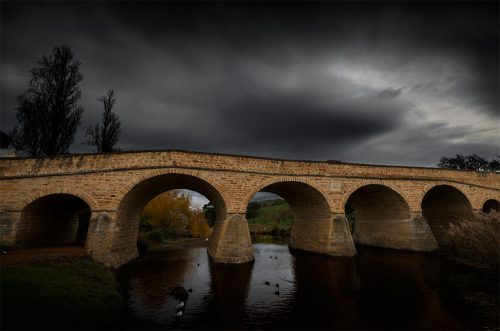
[211, 92, 407, 156]
[1, 1, 498, 166]
[378, 88, 403, 99]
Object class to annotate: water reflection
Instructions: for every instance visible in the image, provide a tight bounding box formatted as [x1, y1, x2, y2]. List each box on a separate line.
[119, 243, 499, 330]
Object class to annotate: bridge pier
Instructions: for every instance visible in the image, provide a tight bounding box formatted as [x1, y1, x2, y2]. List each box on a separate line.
[208, 213, 254, 264]
[409, 213, 439, 251]
[290, 213, 356, 257]
[0, 211, 21, 248]
[352, 212, 438, 251]
[85, 212, 133, 267]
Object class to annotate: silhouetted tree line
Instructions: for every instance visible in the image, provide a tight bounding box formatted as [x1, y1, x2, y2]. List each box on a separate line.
[3, 45, 121, 156]
[438, 154, 500, 172]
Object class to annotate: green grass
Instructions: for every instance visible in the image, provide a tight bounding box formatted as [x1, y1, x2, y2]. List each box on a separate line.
[0, 257, 124, 329]
[247, 200, 293, 231]
[252, 234, 289, 245]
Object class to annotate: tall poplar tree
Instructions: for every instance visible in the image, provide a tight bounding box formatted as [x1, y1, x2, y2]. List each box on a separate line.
[85, 90, 121, 153]
[11, 45, 84, 156]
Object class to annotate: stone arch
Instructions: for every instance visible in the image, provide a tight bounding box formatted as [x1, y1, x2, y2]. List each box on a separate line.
[482, 199, 500, 213]
[15, 193, 92, 248]
[108, 171, 228, 265]
[344, 184, 412, 249]
[243, 177, 333, 214]
[341, 180, 413, 212]
[345, 184, 411, 221]
[112, 168, 230, 211]
[417, 182, 473, 211]
[244, 177, 336, 254]
[421, 184, 474, 247]
[19, 187, 99, 213]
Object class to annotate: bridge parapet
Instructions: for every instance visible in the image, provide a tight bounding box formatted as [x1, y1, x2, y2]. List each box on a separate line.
[1, 150, 499, 190]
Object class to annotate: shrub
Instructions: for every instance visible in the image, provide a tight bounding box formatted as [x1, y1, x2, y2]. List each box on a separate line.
[447, 211, 500, 270]
[345, 203, 356, 232]
[271, 224, 279, 236]
[137, 239, 148, 255]
[148, 229, 165, 242]
[140, 215, 153, 231]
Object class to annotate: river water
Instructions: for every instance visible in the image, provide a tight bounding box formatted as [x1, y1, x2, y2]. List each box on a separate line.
[118, 241, 499, 330]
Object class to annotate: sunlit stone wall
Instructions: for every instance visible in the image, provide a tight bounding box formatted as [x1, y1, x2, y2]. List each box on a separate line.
[0, 150, 498, 266]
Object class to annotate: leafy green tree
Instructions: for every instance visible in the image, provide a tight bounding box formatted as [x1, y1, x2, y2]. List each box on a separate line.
[0, 130, 11, 149]
[438, 154, 499, 172]
[10, 45, 84, 156]
[85, 90, 121, 152]
[490, 157, 500, 171]
[203, 203, 216, 226]
[246, 201, 261, 219]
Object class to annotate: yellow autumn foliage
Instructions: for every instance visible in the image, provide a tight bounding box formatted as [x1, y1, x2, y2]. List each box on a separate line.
[188, 212, 212, 238]
[141, 190, 212, 238]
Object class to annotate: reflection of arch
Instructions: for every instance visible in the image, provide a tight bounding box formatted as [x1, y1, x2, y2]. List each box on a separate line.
[243, 177, 332, 213]
[421, 185, 473, 246]
[483, 199, 500, 213]
[344, 184, 411, 221]
[16, 193, 91, 247]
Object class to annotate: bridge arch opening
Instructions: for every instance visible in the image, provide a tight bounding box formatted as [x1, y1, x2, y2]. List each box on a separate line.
[114, 173, 227, 259]
[421, 185, 473, 247]
[483, 199, 500, 213]
[139, 189, 215, 244]
[345, 184, 411, 249]
[246, 181, 332, 252]
[16, 194, 91, 248]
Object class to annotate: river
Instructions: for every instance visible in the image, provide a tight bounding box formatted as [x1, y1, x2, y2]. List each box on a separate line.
[118, 240, 499, 330]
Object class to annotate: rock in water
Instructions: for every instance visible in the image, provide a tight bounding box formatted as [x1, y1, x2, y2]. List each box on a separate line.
[169, 286, 188, 300]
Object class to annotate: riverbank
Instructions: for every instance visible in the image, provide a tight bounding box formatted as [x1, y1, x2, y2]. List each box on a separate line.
[0, 255, 125, 330]
[144, 235, 291, 250]
[144, 237, 209, 251]
[0, 244, 86, 266]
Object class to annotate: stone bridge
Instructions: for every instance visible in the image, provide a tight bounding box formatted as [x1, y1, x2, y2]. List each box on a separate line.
[0, 150, 499, 267]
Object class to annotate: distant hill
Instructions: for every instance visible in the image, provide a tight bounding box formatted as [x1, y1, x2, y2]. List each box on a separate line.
[250, 192, 283, 202]
[246, 199, 292, 235]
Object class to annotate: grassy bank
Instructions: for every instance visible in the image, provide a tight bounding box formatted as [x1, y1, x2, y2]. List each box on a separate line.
[1, 256, 124, 330]
[447, 211, 500, 270]
[247, 199, 292, 235]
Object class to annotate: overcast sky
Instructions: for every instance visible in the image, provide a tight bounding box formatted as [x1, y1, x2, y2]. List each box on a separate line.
[1, 1, 499, 167]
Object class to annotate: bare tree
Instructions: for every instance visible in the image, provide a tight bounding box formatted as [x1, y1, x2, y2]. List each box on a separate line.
[10, 45, 84, 156]
[85, 90, 121, 153]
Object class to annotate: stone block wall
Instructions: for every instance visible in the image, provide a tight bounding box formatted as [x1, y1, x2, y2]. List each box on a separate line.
[0, 150, 498, 266]
[208, 214, 254, 264]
